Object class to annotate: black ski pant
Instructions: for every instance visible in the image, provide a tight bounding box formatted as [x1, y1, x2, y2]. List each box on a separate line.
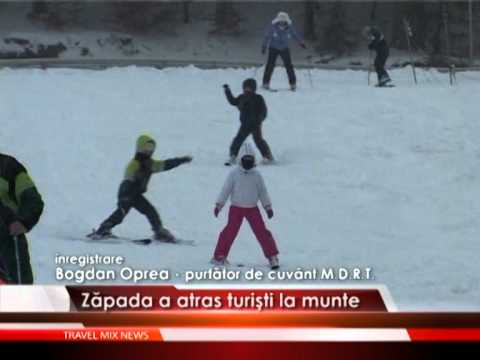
[263, 48, 296, 86]
[230, 122, 273, 160]
[0, 255, 8, 283]
[0, 228, 33, 284]
[100, 195, 162, 232]
[374, 47, 390, 83]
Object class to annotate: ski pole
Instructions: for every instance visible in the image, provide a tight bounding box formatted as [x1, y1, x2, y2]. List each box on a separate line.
[368, 51, 372, 86]
[403, 18, 417, 85]
[449, 64, 456, 86]
[306, 55, 314, 89]
[13, 235, 22, 284]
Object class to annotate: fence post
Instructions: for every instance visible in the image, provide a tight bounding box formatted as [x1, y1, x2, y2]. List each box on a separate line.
[469, 0, 474, 64]
[442, 3, 451, 61]
[403, 18, 417, 84]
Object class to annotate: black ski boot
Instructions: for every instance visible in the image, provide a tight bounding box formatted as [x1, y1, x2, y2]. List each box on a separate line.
[268, 255, 280, 270]
[87, 224, 115, 240]
[154, 227, 176, 243]
[377, 75, 393, 87]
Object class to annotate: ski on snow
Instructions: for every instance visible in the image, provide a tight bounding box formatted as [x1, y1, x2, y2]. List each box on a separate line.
[375, 84, 395, 88]
[210, 262, 278, 270]
[263, 88, 296, 93]
[224, 160, 277, 167]
[75, 234, 196, 246]
[130, 238, 196, 246]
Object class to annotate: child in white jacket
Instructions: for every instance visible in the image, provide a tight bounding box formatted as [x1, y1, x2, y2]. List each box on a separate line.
[213, 143, 279, 269]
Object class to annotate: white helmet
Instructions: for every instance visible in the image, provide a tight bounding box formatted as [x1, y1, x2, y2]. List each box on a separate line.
[272, 12, 292, 26]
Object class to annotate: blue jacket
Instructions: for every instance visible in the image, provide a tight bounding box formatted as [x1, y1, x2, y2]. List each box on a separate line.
[262, 23, 303, 51]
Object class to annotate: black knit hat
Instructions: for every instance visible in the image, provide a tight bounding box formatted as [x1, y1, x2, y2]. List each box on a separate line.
[243, 78, 257, 92]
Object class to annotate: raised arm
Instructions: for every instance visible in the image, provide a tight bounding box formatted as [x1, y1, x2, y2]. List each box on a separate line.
[223, 85, 239, 106]
[151, 156, 193, 173]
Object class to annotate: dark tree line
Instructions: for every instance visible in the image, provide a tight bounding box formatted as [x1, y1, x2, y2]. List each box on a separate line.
[303, 1, 476, 62]
[25, 1, 478, 61]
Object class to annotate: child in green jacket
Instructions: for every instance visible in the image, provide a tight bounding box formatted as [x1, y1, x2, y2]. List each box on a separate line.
[89, 135, 192, 241]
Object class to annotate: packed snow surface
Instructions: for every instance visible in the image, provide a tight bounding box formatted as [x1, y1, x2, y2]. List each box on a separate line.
[1, 65, 479, 310]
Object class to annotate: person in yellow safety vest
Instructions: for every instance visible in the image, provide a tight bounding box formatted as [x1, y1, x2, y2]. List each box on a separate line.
[0, 153, 44, 284]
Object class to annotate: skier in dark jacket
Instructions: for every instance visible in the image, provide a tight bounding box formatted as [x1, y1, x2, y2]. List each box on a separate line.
[89, 135, 192, 241]
[262, 11, 306, 91]
[363, 25, 392, 86]
[0, 153, 44, 284]
[224, 78, 274, 166]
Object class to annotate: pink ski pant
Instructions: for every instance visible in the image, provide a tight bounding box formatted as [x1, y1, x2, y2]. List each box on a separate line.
[214, 206, 279, 260]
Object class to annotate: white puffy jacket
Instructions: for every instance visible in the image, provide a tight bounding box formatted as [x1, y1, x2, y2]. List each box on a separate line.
[216, 167, 272, 210]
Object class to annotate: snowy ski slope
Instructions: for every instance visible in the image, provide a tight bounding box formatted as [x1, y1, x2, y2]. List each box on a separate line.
[1, 65, 479, 310]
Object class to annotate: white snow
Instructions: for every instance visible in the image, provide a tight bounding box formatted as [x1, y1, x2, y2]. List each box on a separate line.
[1, 65, 479, 311]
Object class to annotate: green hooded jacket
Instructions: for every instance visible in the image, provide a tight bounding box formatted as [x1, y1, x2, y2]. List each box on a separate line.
[0, 154, 44, 283]
[118, 135, 190, 202]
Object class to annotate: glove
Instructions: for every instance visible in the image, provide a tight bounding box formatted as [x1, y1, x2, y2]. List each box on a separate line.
[261, 46, 266, 55]
[266, 208, 274, 219]
[214, 205, 221, 218]
[300, 42, 307, 49]
[180, 156, 193, 164]
[9, 221, 27, 236]
[163, 156, 193, 171]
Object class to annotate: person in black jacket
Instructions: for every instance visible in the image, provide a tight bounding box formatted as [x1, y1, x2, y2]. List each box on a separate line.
[223, 78, 274, 165]
[363, 26, 392, 87]
[0, 153, 44, 284]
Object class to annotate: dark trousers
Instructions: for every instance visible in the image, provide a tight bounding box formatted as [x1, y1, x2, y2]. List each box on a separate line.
[374, 47, 390, 83]
[263, 48, 296, 86]
[0, 255, 8, 283]
[0, 229, 33, 284]
[100, 195, 162, 232]
[230, 122, 273, 159]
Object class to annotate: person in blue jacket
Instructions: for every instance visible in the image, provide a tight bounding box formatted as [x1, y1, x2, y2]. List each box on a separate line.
[262, 12, 306, 91]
